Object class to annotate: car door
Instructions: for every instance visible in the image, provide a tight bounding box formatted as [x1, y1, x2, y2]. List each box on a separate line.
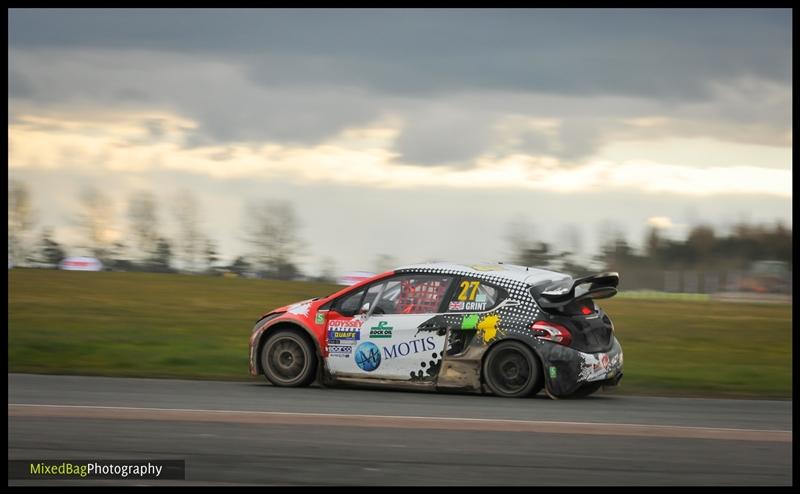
[442, 276, 508, 356]
[325, 273, 455, 381]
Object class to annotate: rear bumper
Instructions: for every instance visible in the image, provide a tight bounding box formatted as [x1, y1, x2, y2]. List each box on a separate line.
[600, 372, 624, 390]
[538, 337, 624, 397]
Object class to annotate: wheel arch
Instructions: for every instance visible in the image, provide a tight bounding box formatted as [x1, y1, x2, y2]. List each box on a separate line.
[253, 319, 324, 378]
[480, 335, 547, 390]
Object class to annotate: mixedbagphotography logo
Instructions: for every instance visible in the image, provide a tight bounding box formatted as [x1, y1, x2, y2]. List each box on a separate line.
[8, 460, 186, 480]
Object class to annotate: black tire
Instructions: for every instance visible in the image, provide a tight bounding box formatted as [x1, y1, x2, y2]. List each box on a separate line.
[483, 341, 543, 398]
[261, 329, 317, 387]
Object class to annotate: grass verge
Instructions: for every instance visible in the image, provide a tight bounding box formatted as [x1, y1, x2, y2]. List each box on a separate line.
[9, 269, 791, 399]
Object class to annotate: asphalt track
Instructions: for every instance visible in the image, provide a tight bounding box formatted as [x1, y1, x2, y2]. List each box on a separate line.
[8, 373, 793, 485]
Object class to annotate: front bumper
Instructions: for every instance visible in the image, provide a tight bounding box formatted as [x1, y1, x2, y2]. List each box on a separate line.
[538, 337, 624, 397]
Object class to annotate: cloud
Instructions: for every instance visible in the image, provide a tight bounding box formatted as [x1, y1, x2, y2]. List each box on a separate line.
[7, 9, 793, 171]
[9, 9, 792, 97]
[8, 48, 387, 147]
[646, 216, 676, 229]
[9, 112, 792, 198]
[9, 14, 791, 166]
[391, 106, 494, 165]
[8, 10, 792, 166]
[7, 69, 35, 99]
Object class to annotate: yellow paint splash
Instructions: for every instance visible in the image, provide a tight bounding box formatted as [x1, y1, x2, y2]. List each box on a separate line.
[477, 314, 501, 343]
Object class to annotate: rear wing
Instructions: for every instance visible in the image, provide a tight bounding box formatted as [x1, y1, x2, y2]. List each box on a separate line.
[535, 272, 619, 309]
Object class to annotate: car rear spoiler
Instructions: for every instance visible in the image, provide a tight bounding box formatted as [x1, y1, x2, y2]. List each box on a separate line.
[536, 272, 619, 309]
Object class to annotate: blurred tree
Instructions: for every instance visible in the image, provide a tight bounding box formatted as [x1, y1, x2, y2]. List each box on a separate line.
[685, 225, 716, 265]
[557, 224, 583, 257]
[128, 191, 161, 263]
[173, 190, 204, 273]
[204, 239, 218, 273]
[505, 219, 565, 269]
[505, 218, 535, 262]
[558, 256, 591, 277]
[595, 231, 639, 271]
[41, 230, 66, 266]
[148, 237, 174, 273]
[515, 241, 558, 269]
[8, 180, 37, 266]
[75, 186, 116, 261]
[27, 228, 65, 267]
[108, 241, 134, 271]
[644, 226, 662, 260]
[243, 199, 304, 280]
[767, 221, 792, 264]
[319, 256, 337, 283]
[229, 256, 252, 276]
[553, 224, 586, 274]
[595, 220, 625, 254]
[273, 262, 301, 280]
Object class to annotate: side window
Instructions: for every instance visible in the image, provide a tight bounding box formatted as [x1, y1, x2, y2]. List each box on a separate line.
[447, 278, 505, 312]
[362, 283, 385, 312]
[373, 275, 454, 315]
[335, 283, 388, 317]
[337, 288, 365, 317]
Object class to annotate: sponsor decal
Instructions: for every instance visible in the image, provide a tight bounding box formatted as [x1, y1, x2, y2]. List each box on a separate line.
[449, 301, 465, 311]
[327, 319, 362, 342]
[328, 319, 363, 328]
[315, 312, 326, 325]
[327, 319, 362, 343]
[470, 265, 502, 271]
[578, 352, 619, 382]
[477, 313, 501, 343]
[461, 314, 479, 330]
[450, 301, 487, 311]
[369, 321, 393, 338]
[354, 342, 382, 371]
[549, 366, 558, 379]
[328, 344, 353, 358]
[287, 301, 312, 316]
[457, 280, 481, 301]
[382, 336, 437, 360]
[328, 329, 360, 343]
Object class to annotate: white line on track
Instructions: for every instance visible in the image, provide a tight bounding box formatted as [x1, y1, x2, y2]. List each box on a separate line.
[8, 403, 791, 442]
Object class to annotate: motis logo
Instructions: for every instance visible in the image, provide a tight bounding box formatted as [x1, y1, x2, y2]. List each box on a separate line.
[354, 342, 382, 372]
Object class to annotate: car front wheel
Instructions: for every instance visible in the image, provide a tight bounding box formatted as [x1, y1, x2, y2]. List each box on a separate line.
[483, 341, 543, 398]
[261, 329, 317, 387]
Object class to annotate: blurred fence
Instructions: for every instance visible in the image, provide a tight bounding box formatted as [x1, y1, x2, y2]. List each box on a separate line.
[618, 269, 792, 295]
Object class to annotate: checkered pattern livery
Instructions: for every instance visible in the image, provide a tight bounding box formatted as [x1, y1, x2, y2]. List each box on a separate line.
[396, 265, 541, 328]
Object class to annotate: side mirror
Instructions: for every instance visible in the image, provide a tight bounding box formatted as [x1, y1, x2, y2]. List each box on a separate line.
[359, 302, 371, 315]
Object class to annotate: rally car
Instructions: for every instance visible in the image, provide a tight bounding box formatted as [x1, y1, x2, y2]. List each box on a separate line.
[249, 263, 623, 398]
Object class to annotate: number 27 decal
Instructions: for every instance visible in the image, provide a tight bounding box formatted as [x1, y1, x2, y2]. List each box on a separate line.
[458, 281, 480, 301]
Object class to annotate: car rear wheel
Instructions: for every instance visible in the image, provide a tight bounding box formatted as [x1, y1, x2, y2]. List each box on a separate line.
[261, 329, 317, 387]
[483, 341, 543, 398]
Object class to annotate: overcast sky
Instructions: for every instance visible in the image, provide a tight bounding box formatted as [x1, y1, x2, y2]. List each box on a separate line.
[8, 9, 792, 275]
